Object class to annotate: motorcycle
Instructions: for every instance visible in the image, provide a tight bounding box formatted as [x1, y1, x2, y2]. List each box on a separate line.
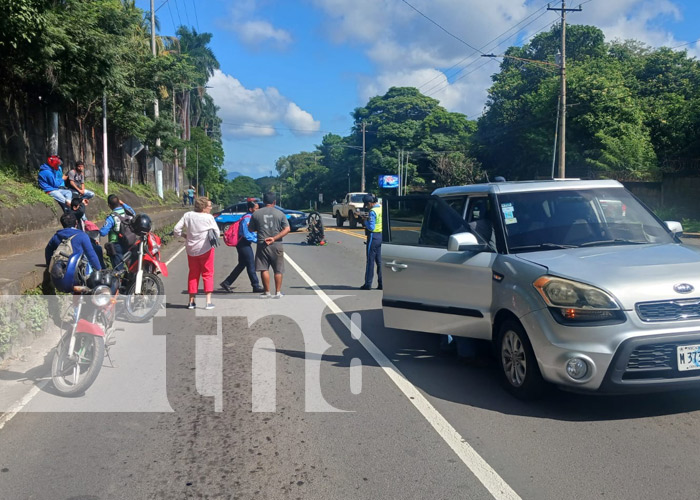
[116, 225, 168, 323]
[51, 269, 121, 396]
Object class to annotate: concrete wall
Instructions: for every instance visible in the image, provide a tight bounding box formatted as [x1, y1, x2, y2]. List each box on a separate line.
[0, 91, 187, 193]
[624, 176, 700, 218]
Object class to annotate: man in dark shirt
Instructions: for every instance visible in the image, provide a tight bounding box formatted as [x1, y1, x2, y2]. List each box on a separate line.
[66, 161, 95, 200]
[247, 192, 289, 298]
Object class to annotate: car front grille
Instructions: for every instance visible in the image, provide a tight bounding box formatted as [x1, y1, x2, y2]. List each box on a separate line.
[636, 298, 700, 322]
[626, 343, 675, 371]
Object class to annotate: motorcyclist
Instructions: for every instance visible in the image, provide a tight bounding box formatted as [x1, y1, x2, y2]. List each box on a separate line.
[99, 194, 135, 271]
[45, 212, 103, 273]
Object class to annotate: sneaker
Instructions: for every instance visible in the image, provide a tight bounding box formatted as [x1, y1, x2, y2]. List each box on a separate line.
[273, 292, 284, 299]
[220, 281, 233, 293]
[205, 303, 215, 310]
[359, 284, 371, 290]
[252, 286, 265, 293]
[260, 292, 271, 299]
[187, 301, 196, 309]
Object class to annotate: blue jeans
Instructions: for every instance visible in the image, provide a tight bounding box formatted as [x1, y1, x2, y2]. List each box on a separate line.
[364, 232, 382, 287]
[47, 189, 73, 207]
[223, 243, 260, 288]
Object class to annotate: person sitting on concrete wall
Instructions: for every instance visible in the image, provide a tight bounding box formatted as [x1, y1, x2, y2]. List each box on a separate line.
[66, 161, 95, 200]
[37, 155, 72, 212]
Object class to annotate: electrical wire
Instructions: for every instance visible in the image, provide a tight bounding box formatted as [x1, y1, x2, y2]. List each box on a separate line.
[155, 0, 170, 13]
[191, 0, 200, 31]
[400, 0, 483, 54]
[173, 0, 183, 27]
[418, 2, 552, 92]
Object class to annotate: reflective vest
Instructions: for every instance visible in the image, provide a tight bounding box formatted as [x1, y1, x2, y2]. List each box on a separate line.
[370, 205, 382, 233]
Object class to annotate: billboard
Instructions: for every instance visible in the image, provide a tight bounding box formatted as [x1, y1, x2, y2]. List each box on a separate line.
[378, 175, 400, 189]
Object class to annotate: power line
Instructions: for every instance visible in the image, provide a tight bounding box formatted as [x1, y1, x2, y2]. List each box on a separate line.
[155, 0, 170, 13]
[425, 17, 559, 98]
[167, 1, 177, 33]
[191, 0, 200, 31]
[400, 0, 483, 54]
[421, 10, 554, 96]
[173, 0, 183, 27]
[182, 0, 191, 27]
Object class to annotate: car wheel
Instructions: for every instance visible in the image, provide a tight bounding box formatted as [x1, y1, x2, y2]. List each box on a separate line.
[349, 212, 358, 229]
[497, 319, 546, 400]
[336, 213, 344, 227]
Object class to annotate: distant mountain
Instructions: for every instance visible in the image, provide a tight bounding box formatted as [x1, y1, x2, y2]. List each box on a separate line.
[226, 171, 243, 180]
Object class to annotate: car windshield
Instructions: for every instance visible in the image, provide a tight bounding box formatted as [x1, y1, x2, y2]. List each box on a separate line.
[350, 194, 369, 203]
[497, 187, 674, 252]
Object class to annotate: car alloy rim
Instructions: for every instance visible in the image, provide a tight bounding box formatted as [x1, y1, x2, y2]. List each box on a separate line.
[502, 330, 526, 387]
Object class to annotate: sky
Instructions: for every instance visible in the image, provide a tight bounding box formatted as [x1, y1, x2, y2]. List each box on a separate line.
[135, 0, 700, 180]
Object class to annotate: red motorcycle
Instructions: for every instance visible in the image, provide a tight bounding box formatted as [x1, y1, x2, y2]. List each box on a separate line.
[113, 214, 168, 322]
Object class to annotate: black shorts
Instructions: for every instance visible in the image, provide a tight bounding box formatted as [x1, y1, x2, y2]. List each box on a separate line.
[255, 242, 285, 274]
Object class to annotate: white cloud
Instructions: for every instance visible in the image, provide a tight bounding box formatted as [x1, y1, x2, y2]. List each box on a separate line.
[207, 69, 320, 139]
[309, 0, 696, 116]
[234, 20, 292, 47]
[221, 0, 293, 49]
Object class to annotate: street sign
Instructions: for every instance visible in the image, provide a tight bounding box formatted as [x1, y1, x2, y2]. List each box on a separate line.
[123, 136, 144, 158]
[318, 193, 323, 202]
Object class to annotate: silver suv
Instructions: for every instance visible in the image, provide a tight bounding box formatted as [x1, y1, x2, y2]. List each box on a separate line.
[381, 179, 700, 398]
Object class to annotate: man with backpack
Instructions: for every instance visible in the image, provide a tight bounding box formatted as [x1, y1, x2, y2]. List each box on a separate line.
[99, 194, 135, 271]
[220, 201, 264, 293]
[45, 213, 102, 273]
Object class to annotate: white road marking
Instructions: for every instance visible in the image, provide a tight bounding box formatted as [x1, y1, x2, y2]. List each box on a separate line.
[284, 253, 521, 500]
[0, 243, 188, 432]
[166, 245, 187, 266]
[0, 381, 48, 431]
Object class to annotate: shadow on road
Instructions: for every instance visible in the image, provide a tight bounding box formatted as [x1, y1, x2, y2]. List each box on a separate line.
[273, 304, 700, 422]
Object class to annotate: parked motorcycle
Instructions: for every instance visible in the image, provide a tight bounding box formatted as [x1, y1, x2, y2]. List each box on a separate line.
[51, 269, 120, 396]
[115, 214, 168, 323]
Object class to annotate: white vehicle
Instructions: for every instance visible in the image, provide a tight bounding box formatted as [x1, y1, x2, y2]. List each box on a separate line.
[333, 192, 370, 228]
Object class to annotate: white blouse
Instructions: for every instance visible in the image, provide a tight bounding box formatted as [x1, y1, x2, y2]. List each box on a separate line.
[173, 211, 219, 256]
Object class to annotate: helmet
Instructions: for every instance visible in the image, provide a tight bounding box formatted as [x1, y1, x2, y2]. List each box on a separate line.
[50, 252, 83, 293]
[132, 214, 152, 235]
[362, 194, 374, 204]
[47, 155, 62, 169]
[86, 270, 119, 294]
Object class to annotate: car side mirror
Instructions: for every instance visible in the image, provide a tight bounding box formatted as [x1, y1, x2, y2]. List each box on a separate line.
[447, 232, 483, 252]
[665, 221, 683, 236]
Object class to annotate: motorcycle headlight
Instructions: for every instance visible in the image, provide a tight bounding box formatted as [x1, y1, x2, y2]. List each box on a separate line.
[92, 285, 112, 306]
[533, 276, 623, 323]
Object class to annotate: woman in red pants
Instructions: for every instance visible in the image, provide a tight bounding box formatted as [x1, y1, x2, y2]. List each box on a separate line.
[173, 196, 219, 309]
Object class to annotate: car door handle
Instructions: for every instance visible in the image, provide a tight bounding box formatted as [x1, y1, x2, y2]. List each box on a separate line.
[385, 261, 408, 270]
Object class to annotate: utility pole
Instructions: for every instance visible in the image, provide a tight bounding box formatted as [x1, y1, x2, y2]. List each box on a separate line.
[150, 0, 163, 197]
[102, 92, 108, 195]
[361, 121, 367, 192]
[548, 0, 581, 179]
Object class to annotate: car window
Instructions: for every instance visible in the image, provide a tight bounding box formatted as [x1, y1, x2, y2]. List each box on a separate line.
[499, 188, 674, 252]
[466, 196, 496, 248]
[385, 195, 469, 247]
[350, 194, 369, 203]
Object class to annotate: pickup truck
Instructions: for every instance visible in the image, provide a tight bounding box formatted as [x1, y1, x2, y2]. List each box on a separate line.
[333, 192, 370, 228]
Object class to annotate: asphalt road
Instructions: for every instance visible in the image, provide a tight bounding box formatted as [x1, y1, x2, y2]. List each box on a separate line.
[2, 217, 700, 499]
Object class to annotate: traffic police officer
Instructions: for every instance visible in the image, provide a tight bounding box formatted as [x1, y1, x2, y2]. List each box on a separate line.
[360, 194, 383, 290]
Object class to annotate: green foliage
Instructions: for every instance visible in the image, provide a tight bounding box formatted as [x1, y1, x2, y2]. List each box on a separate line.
[221, 176, 261, 205]
[0, 164, 55, 208]
[474, 25, 700, 180]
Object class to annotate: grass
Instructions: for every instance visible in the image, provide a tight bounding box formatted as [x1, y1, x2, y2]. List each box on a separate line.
[0, 164, 57, 210]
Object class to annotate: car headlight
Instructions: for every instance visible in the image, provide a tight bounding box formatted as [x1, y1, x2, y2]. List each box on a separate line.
[533, 276, 623, 323]
[92, 285, 112, 306]
[289, 213, 302, 218]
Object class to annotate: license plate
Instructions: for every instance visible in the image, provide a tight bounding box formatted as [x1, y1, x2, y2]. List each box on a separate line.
[677, 344, 700, 371]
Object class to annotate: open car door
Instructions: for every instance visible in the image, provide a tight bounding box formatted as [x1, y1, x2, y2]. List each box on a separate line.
[381, 195, 496, 340]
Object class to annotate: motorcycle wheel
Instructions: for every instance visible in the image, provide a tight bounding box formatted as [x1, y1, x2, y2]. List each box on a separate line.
[51, 332, 105, 396]
[123, 271, 165, 323]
